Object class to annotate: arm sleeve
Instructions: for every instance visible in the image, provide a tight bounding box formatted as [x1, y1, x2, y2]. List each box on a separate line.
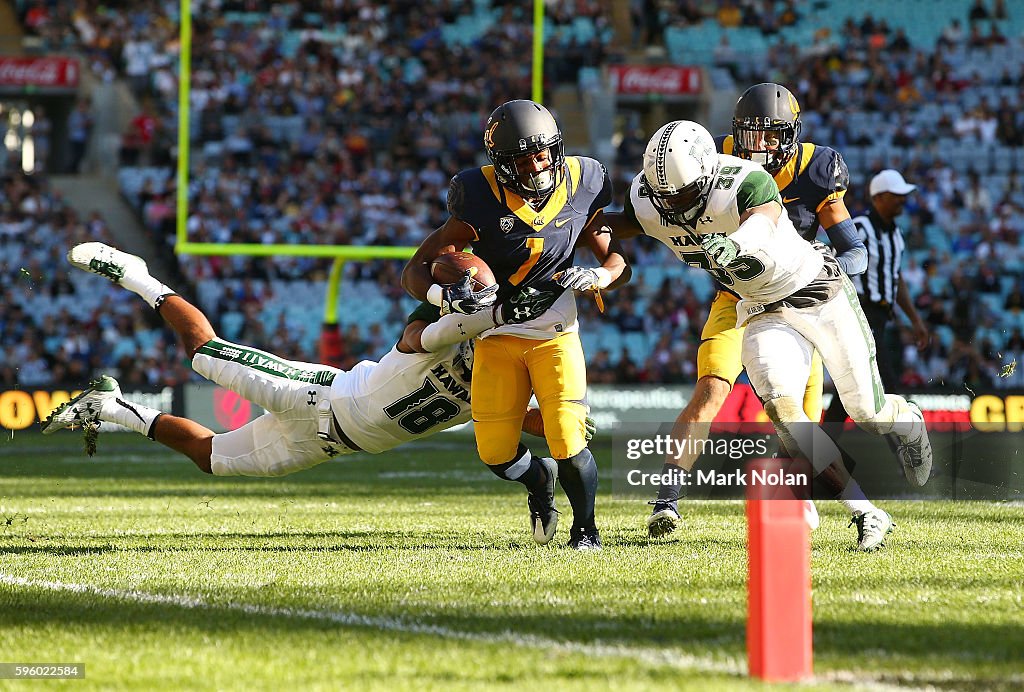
[823, 217, 868, 275]
[735, 170, 781, 214]
[728, 211, 777, 255]
[418, 309, 497, 352]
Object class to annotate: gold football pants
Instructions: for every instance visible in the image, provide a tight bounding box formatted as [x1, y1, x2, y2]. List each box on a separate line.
[471, 331, 589, 463]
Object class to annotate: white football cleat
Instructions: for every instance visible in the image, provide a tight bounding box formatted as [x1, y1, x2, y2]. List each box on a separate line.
[803, 500, 820, 531]
[67, 242, 149, 284]
[41, 375, 120, 434]
[850, 509, 894, 552]
[896, 402, 932, 487]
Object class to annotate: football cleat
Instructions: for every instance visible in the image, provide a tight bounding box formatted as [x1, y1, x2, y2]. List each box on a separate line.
[528, 456, 559, 545]
[67, 242, 149, 284]
[803, 500, 820, 531]
[646, 499, 680, 538]
[528, 495, 559, 545]
[41, 375, 120, 434]
[849, 509, 894, 552]
[567, 526, 602, 551]
[896, 402, 932, 487]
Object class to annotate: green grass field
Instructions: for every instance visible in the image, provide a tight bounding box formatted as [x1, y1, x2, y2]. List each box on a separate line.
[1, 431, 1022, 690]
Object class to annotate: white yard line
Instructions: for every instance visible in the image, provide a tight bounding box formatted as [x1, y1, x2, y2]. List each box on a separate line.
[0, 572, 742, 677]
[0, 573, 988, 690]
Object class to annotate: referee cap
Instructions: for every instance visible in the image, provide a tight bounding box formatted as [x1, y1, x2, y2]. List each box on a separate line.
[869, 169, 917, 197]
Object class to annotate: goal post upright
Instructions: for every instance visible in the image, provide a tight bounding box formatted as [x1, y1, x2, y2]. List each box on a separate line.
[176, 0, 192, 250]
[532, 0, 544, 104]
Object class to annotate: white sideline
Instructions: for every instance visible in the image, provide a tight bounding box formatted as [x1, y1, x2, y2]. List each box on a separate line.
[0, 573, 741, 677]
[0, 573, 949, 690]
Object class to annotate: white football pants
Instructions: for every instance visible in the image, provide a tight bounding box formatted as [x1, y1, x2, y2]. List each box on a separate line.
[192, 338, 353, 477]
[741, 278, 921, 472]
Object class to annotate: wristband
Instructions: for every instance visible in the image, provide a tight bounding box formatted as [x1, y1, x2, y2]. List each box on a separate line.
[592, 267, 613, 289]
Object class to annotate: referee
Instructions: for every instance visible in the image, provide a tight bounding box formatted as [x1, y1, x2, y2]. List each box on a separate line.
[825, 169, 929, 423]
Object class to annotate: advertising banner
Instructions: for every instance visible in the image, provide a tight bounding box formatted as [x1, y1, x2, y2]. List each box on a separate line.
[608, 65, 702, 96]
[0, 56, 80, 91]
[0, 386, 174, 431]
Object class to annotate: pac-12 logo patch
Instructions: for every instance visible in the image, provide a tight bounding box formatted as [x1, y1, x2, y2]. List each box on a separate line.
[499, 216, 515, 232]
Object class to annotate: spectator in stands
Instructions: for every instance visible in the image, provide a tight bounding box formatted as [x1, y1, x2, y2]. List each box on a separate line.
[67, 99, 93, 174]
[1004, 285, 1024, 312]
[938, 18, 965, 48]
[588, 348, 615, 384]
[964, 173, 994, 217]
[995, 107, 1022, 146]
[969, 0, 991, 22]
[717, 0, 742, 28]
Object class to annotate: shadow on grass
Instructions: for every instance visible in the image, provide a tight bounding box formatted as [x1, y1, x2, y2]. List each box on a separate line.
[0, 584, 1020, 688]
[0, 529, 503, 554]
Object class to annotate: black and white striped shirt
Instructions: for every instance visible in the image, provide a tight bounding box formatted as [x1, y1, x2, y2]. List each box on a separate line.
[851, 208, 904, 306]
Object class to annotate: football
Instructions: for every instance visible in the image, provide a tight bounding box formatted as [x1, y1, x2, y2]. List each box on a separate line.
[431, 251, 496, 291]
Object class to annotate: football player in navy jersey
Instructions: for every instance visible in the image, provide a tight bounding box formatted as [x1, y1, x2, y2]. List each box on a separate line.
[402, 100, 630, 550]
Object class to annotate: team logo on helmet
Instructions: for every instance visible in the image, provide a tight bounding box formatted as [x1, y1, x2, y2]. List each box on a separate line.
[484, 121, 499, 149]
[788, 92, 800, 116]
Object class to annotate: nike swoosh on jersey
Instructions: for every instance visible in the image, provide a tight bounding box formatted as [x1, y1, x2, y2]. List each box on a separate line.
[554, 217, 576, 227]
[783, 196, 799, 204]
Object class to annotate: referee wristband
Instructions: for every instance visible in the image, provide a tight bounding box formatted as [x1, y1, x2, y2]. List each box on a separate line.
[426, 284, 444, 307]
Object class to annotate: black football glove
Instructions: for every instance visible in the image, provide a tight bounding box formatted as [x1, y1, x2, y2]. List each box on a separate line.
[440, 270, 498, 315]
[495, 285, 563, 324]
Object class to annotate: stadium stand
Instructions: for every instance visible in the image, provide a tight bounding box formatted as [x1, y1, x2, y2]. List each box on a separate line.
[6, 0, 1024, 390]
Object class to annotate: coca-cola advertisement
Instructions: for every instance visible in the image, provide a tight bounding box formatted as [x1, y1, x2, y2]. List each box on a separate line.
[0, 56, 79, 91]
[608, 65, 702, 96]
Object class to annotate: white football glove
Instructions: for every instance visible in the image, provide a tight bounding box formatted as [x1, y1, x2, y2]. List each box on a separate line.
[555, 266, 601, 291]
[554, 266, 613, 291]
[700, 234, 739, 267]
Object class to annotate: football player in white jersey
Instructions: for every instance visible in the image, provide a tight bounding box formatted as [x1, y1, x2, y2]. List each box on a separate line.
[42, 244, 584, 533]
[608, 121, 933, 551]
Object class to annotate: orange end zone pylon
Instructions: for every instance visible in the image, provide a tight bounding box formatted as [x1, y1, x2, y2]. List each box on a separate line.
[746, 457, 813, 682]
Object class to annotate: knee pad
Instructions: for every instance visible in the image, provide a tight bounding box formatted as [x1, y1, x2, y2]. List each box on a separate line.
[556, 446, 595, 470]
[484, 444, 532, 480]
